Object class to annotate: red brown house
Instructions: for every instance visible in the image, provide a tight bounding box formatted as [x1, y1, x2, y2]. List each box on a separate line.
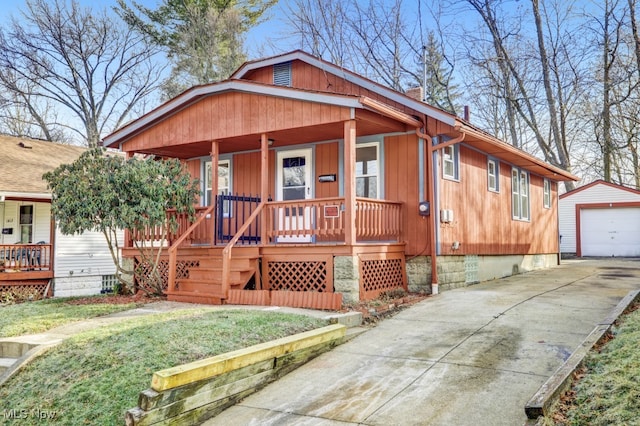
[103, 50, 578, 309]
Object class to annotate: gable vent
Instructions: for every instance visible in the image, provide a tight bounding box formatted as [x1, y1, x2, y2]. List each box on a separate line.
[273, 62, 292, 86]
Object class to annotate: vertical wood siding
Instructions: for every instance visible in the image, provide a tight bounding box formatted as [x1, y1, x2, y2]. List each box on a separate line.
[438, 146, 559, 255]
[185, 159, 201, 205]
[384, 134, 429, 255]
[315, 142, 339, 199]
[121, 92, 351, 153]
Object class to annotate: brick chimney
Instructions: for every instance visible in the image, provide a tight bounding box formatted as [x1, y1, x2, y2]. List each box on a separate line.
[405, 86, 424, 102]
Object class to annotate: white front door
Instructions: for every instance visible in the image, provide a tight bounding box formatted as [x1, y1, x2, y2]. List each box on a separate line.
[276, 148, 313, 242]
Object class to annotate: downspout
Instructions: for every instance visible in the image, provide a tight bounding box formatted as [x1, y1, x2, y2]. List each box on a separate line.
[416, 120, 466, 295]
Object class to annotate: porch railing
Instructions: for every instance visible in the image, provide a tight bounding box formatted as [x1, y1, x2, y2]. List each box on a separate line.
[133, 194, 263, 248]
[166, 204, 216, 293]
[128, 206, 213, 247]
[355, 197, 403, 241]
[265, 197, 403, 243]
[0, 243, 53, 272]
[216, 193, 262, 245]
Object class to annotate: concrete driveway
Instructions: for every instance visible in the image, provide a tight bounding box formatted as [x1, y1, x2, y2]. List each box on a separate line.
[205, 258, 640, 426]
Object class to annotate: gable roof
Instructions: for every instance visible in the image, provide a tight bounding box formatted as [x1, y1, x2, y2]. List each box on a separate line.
[102, 79, 422, 149]
[560, 179, 640, 199]
[103, 50, 578, 182]
[0, 135, 86, 199]
[231, 50, 456, 126]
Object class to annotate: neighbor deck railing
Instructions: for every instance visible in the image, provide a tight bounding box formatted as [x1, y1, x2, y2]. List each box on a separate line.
[0, 243, 53, 273]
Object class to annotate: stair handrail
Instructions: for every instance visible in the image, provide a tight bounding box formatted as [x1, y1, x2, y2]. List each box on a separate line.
[167, 204, 216, 293]
[221, 201, 265, 298]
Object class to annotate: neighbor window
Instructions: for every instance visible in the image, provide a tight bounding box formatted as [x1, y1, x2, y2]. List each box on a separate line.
[512, 168, 529, 221]
[488, 158, 499, 192]
[19, 205, 33, 243]
[442, 144, 459, 180]
[356, 143, 379, 198]
[204, 159, 232, 215]
[543, 178, 551, 209]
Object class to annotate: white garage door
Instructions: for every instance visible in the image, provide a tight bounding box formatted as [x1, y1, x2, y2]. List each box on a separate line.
[581, 208, 640, 256]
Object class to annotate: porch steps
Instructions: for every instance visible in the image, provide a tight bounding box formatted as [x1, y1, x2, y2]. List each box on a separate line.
[164, 291, 224, 305]
[166, 246, 260, 305]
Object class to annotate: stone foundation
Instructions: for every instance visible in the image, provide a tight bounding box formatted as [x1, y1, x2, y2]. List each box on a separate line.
[404, 254, 559, 294]
[333, 255, 360, 305]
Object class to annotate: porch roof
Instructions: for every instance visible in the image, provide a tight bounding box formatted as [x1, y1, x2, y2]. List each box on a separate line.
[0, 135, 86, 199]
[102, 80, 421, 158]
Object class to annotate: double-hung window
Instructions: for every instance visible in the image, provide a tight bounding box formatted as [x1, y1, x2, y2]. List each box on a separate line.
[443, 144, 459, 180]
[543, 178, 551, 208]
[356, 142, 379, 198]
[512, 168, 529, 220]
[204, 159, 232, 216]
[488, 158, 499, 192]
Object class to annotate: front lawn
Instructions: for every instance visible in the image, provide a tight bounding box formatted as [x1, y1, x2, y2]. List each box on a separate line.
[550, 304, 640, 425]
[0, 296, 146, 337]
[0, 309, 327, 425]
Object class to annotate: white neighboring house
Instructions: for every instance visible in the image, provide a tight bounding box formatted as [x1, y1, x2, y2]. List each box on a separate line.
[0, 135, 123, 297]
[559, 180, 640, 257]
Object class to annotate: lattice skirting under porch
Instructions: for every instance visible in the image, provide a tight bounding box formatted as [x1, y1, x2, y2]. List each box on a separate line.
[263, 254, 334, 293]
[0, 280, 52, 300]
[134, 257, 199, 291]
[359, 252, 407, 300]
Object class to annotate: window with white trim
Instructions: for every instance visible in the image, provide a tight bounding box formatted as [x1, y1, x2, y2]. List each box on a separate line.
[356, 142, 379, 198]
[543, 178, 551, 208]
[442, 144, 459, 180]
[512, 167, 529, 220]
[488, 158, 499, 192]
[204, 159, 231, 215]
[19, 205, 34, 243]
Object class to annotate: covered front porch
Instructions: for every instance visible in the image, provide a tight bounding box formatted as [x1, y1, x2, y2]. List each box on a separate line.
[0, 198, 54, 299]
[107, 85, 421, 308]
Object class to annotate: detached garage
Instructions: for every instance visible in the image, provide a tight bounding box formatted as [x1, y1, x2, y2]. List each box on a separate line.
[559, 180, 640, 257]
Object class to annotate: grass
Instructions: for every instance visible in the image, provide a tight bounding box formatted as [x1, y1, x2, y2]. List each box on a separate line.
[550, 305, 640, 425]
[0, 309, 326, 425]
[0, 297, 142, 337]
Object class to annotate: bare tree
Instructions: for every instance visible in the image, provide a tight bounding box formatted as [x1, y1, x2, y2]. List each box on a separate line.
[0, 0, 163, 147]
[461, 0, 592, 190]
[286, 0, 460, 111]
[287, 0, 355, 67]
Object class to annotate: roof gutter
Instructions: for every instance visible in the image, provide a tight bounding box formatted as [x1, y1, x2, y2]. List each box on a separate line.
[0, 191, 51, 201]
[456, 122, 578, 181]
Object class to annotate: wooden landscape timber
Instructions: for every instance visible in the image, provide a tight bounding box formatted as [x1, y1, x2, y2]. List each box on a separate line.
[125, 324, 347, 425]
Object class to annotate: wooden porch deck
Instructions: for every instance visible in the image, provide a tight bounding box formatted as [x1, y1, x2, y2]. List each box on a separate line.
[127, 197, 407, 309]
[0, 243, 54, 298]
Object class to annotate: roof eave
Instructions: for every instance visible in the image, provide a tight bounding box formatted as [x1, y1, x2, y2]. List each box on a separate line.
[102, 80, 364, 148]
[231, 50, 457, 127]
[458, 123, 579, 182]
